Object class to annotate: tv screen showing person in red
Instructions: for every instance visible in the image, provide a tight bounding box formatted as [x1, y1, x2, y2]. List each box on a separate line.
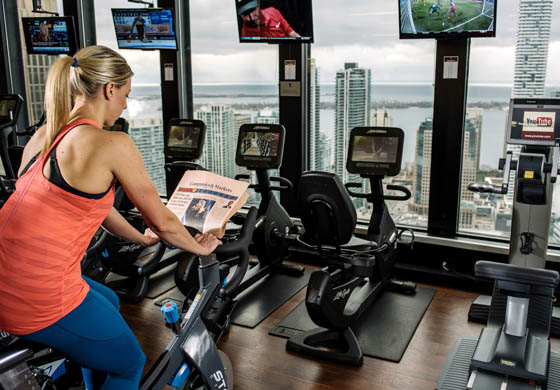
[237, 0, 301, 38]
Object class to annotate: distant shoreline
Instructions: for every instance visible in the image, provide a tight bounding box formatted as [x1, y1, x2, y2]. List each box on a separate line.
[193, 100, 509, 110]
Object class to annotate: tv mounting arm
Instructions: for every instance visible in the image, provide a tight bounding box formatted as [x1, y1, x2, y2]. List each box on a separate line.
[128, 0, 155, 7]
[31, 0, 59, 16]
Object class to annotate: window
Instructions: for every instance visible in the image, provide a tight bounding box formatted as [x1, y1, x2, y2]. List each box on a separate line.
[459, 0, 560, 246]
[190, 0, 280, 205]
[310, 0, 435, 228]
[94, 0, 166, 195]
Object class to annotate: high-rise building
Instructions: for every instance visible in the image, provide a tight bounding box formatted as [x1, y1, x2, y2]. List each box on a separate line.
[466, 107, 483, 171]
[18, 0, 59, 124]
[309, 58, 321, 171]
[334, 62, 371, 184]
[371, 108, 393, 127]
[410, 117, 432, 217]
[256, 108, 279, 124]
[128, 117, 166, 195]
[411, 114, 480, 227]
[512, 0, 553, 98]
[196, 105, 236, 179]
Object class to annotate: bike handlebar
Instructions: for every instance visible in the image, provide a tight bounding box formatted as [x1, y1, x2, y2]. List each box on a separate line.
[214, 206, 258, 297]
[467, 182, 506, 194]
[344, 182, 411, 201]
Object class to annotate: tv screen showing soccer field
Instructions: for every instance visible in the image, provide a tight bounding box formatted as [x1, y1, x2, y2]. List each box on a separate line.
[112, 8, 177, 50]
[399, 0, 496, 39]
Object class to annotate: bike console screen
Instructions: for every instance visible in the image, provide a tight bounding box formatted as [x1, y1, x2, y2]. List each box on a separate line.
[164, 119, 206, 161]
[0, 95, 22, 129]
[236, 124, 285, 170]
[347, 127, 404, 177]
[507, 98, 560, 146]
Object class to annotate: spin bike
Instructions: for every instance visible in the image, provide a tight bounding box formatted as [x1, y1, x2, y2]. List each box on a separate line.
[286, 126, 415, 365]
[437, 97, 560, 389]
[0, 207, 258, 390]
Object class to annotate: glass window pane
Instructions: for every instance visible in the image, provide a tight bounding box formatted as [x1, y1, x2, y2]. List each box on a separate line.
[459, 0, 559, 244]
[310, 0, 435, 229]
[190, 0, 280, 205]
[95, 0, 166, 195]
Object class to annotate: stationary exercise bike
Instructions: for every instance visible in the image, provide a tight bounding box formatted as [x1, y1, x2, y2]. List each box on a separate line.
[286, 126, 415, 365]
[171, 122, 304, 307]
[79, 117, 178, 303]
[0, 207, 258, 390]
[437, 97, 560, 389]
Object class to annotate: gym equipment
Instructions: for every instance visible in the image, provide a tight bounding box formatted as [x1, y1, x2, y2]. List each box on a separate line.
[437, 261, 560, 390]
[466, 98, 560, 336]
[80, 118, 179, 302]
[170, 122, 306, 327]
[0, 95, 24, 206]
[286, 126, 415, 365]
[0, 207, 258, 390]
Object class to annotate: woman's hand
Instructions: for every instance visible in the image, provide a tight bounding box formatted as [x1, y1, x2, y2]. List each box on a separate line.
[142, 228, 161, 246]
[194, 233, 222, 256]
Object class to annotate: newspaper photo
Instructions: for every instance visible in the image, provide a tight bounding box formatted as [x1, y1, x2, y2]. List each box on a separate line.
[166, 170, 249, 238]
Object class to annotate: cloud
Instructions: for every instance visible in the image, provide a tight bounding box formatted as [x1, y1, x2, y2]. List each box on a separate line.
[93, 0, 560, 85]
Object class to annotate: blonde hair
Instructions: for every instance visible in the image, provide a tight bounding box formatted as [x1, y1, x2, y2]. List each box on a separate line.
[43, 45, 134, 153]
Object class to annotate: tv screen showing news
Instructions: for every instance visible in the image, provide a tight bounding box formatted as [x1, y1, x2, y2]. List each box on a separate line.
[507, 98, 560, 147]
[399, 0, 496, 39]
[111, 8, 177, 50]
[235, 0, 313, 43]
[21, 17, 78, 55]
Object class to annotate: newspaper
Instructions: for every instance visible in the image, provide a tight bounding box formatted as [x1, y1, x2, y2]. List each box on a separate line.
[166, 170, 249, 238]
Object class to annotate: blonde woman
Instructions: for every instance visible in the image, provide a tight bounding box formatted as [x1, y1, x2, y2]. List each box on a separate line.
[0, 45, 221, 390]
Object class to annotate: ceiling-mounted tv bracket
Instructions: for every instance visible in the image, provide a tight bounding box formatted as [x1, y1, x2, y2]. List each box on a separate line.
[128, 0, 155, 7]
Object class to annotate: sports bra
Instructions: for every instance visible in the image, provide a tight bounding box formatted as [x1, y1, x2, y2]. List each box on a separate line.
[19, 147, 113, 200]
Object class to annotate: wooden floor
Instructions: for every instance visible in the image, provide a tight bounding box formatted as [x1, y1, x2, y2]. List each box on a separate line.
[120, 269, 560, 390]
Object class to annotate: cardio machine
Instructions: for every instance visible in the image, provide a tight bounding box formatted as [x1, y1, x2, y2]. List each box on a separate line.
[172, 122, 304, 308]
[286, 126, 415, 365]
[79, 118, 175, 303]
[0, 207, 258, 390]
[0, 94, 24, 205]
[437, 98, 560, 390]
[467, 98, 560, 337]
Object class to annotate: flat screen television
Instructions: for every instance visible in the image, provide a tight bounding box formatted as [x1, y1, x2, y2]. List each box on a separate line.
[399, 0, 496, 39]
[111, 8, 177, 50]
[21, 17, 78, 55]
[506, 98, 560, 147]
[235, 0, 313, 43]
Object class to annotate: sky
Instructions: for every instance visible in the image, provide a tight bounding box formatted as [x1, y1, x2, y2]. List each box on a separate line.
[93, 0, 560, 86]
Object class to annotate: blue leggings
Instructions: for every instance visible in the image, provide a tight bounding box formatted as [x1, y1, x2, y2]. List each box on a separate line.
[20, 277, 146, 390]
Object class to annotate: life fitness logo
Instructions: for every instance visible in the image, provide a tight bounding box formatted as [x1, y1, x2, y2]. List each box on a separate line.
[522, 111, 556, 140]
